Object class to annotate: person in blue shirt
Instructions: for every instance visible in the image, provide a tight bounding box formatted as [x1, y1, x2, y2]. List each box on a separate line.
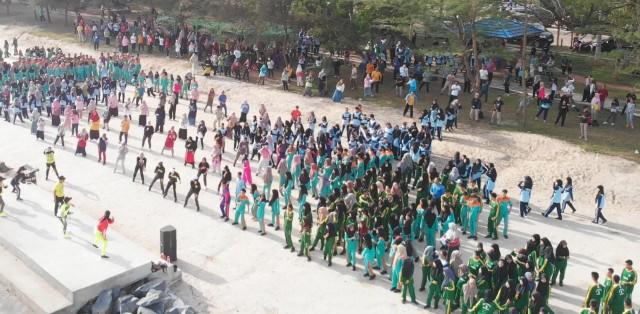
[543, 179, 563, 220]
[430, 177, 445, 213]
[517, 176, 533, 217]
[593, 185, 607, 224]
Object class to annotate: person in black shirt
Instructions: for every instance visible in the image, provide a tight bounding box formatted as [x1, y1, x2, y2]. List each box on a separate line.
[491, 96, 504, 125]
[401, 255, 417, 304]
[184, 177, 201, 211]
[132, 153, 147, 184]
[555, 95, 570, 127]
[163, 168, 181, 202]
[551, 240, 569, 286]
[155, 105, 165, 133]
[10, 166, 26, 201]
[148, 162, 165, 192]
[197, 158, 210, 187]
[141, 122, 154, 149]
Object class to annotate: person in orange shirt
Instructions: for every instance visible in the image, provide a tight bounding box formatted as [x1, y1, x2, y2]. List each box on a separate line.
[119, 116, 131, 144]
[371, 67, 383, 94]
[366, 62, 374, 76]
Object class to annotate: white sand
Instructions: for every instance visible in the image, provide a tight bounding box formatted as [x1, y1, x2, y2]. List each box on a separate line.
[0, 13, 639, 314]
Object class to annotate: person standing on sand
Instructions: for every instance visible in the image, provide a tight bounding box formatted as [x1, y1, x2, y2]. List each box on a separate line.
[93, 210, 114, 258]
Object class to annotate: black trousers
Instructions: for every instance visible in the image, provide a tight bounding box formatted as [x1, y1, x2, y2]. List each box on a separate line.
[142, 134, 152, 149]
[164, 181, 178, 201]
[184, 190, 200, 211]
[403, 105, 413, 118]
[555, 110, 568, 127]
[133, 166, 145, 183]
[149, 176, 164, 192]
[46, 163, 59, 180]
[594, 207, 607, 223]
[54, 196, 64, 216]
[544, 202, 562, 219]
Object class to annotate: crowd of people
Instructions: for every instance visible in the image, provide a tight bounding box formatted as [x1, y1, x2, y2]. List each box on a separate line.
[0, 39, 636, 313]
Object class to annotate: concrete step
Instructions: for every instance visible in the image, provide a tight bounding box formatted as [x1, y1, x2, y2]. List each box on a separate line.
[0, 244, 72, 314]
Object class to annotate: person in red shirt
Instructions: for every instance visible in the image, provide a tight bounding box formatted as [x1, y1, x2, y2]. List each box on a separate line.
[291, 106, 302, 123]
[598, 84, 608, 107]
[93, 210, 115, 258]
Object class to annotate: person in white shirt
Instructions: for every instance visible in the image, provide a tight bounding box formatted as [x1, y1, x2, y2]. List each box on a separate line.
[479, 67, 489, 82]
[267, 58, 275, 78]
[449, 81, 461, 104]
[399, 64, 409, 79]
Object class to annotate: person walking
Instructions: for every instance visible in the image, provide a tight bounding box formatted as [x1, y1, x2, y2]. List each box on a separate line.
[543, 179, 563, 220]
[403, 91, 416, 118]
[561, 177, 577, 213]
[92, 210, 114, 258]
[593, 185, 607, 224]
[184, 177, 202, 211]
[132, 153, 147, 184]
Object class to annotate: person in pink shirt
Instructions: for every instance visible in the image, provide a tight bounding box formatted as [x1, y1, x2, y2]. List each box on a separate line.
[75, 95, 85, 119]
[242, 157, 253, 186]
[51, 98, 61, 126]
[256, 144, 271, 176]
[108, 92, 119, 117]
[70, 109, 80, 135]
[138, 98, 149, 126]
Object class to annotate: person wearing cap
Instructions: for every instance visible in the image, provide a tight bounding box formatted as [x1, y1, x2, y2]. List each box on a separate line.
[93, 210, 114, 258]
[53, 176, 66, 216]
[43, 147, 60, 180]
[163, 168, 181, 202]
[58, 196, 73, 239]
[0, 176, 6, 217]
[621, 260, 637, 301]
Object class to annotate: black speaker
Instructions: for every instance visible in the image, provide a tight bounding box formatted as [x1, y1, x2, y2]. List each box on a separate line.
[160, 225, 177, 262]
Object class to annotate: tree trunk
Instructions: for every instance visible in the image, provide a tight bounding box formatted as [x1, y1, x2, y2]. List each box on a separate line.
[46, 5, 51, 23]
[521, 0, 529, 128]
[594, 34, 602, 59]
[471, 29, 480, 92]
[5, 0, 10, 15]
[556, 21, 560, 47]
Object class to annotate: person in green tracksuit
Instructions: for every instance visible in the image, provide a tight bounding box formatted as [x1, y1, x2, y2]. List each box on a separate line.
[323, 221, 337, 266]
[551, 240, 569, 286]
[580, 300, 599, 314]
[58, 197, 73, 238]
[401, 256, 417, 303]
[468, 250, 485, 278]
[375, 228, 388, 275]
[536, 253, 555, 283]
[457, 266, 472, 314]
[425, 259, 444, 309]
[605, 275, 626, 314]
[485, 193, 499, 240]
[470, 291, 505, 314]
[298, 203, 313, 261]
[419, 246, 436, 292]
[442, 278, 457, 314]
[310, 208, 328, 251]
[621, 260, 637, 302]
[283, 204, 295, 252]
[584, 272, 605, 313]
[623, 299, 635, 314]
[603, 268, 615, 311]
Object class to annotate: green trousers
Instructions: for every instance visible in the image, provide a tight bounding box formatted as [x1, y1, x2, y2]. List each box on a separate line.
[312, 223, 326, 248]
[284, 220, 293, 248]
[299, 231, 311, 257]
[487, 218, 497, 238]
[426, 281, 442, 307]
[551, 259, 567, 284]
[420, 265, 431, 289]
[324, 236, 336, 262]
[401, 276, 416, 302]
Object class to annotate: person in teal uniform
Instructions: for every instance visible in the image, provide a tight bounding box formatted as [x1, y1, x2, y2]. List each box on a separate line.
[345, 223, 358, 271]
[421, 205, 439, 248]
[268, 189, 281, 230]
[362, 235, 376, 279]
[233, 189, 250, 230]
[283, 172, 294, 208]
[375, 228, 387, 275]
[256, 194, 267, 235]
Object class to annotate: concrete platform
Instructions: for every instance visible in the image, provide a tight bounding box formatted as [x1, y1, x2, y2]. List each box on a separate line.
[0, 183, 153, 313]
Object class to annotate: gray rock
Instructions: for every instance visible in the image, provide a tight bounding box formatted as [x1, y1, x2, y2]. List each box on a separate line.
[136, 307, 156, 314]
[91, 289, 113, 314]
[136, 289, 166, 307]
[165, 304, 196, 314]
[132, 279, 167, 298]
[115, 295, 139, 314]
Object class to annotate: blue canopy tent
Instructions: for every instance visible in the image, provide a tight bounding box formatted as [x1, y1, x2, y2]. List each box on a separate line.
[474, 18, 545, 39]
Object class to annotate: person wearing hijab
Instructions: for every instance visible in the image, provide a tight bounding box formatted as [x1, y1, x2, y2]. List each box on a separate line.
[390, 237, 406, 292]
[425, 259, 444, 309]
[420, 246, 436, 292]
[551, 240, 570, 286]
[184, 177, 202, 212]
[460, 269, 477, 314]
[514, 275, 532, 313]
[400, 253, 417, 304]
[421, 205, 439, 248]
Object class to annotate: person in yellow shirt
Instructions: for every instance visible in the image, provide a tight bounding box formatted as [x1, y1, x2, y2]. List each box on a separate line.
[53, 176, 66, 217]
[119, 116, 131, 144]
[43, 146, 60, 180]
[371, 68, 383, 94]
[58, 197, 73, 239]
[403, 91, 416, 118]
